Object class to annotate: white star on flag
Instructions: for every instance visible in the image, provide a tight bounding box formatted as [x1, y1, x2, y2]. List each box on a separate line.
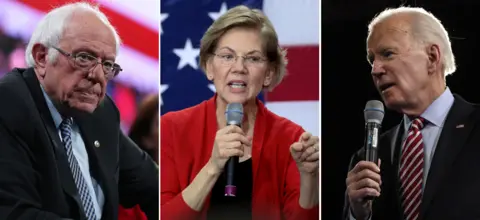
[160, 84, 169, 105]
[208, 84, 216, 92]
[161, 13, 169, 34]
[208, 2, 228, 21]
[173, 39, 200, 70]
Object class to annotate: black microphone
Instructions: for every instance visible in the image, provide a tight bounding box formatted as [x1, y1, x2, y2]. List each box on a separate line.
[224, 103, 243, 197]
[363, 100, 384, 201]
[363, 100, 384, 164]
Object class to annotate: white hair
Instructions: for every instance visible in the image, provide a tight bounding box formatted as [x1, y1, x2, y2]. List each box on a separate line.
[367, 7, 456, 77]
[25, 2, 122, 67]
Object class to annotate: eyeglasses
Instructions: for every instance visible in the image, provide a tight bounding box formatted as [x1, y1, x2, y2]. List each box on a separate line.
[212, 52, 268, 67]
[52, 46, 122, 80]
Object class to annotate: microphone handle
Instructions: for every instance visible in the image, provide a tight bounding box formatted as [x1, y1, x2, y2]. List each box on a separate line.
[225, 156, 238, 197]
[364, 122, 381, 201]
[365, 122, 380, 163]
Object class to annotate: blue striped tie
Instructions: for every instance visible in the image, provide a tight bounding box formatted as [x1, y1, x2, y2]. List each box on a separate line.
[60, 118, 97, 220]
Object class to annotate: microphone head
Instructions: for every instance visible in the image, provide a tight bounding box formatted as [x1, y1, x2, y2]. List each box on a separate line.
[364, 100, 385, 124]
[225, 103, 243, 126]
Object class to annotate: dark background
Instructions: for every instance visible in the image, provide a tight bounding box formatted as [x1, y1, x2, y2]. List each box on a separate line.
[321, 0, 480, 219]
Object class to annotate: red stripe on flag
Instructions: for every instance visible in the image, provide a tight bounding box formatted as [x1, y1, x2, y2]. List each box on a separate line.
[265, 45, 319, 102]
[18, 0, 158, 59]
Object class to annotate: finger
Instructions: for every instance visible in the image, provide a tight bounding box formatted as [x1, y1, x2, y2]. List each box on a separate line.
[224, 133, 251, 146]
[220, 125, 244, 135]
[219, 148, 244, 159]
[290, 142, 304, 152]
[299, 132, 312, 142]
[348, 187, 380, 202]
[220, 141, 243, 150]
[305, 151, 319, 162]
[289, 143, 303, 160]
[302, 135, 318, 148]
[290, 143, 304, 160]
[351, 177, 381, 193]
[347, 168, 382, 186]
[299, 146, 316, 161]
[350, 161, 380, 175]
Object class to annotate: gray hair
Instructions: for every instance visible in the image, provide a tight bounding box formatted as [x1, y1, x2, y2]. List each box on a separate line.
[368, 6, 456, 77]
[25, 2, 122, 67]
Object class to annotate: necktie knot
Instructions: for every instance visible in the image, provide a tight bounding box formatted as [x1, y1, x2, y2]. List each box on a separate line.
[412, 117, 426, 130]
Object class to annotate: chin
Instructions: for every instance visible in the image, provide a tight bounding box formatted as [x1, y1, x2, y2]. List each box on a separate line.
[70, 102, 99, 114]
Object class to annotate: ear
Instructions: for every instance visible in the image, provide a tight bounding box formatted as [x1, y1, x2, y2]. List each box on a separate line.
[31, 43, 49, 78]
[205, 58, 214, 81]
[426, 44, 441, 74]
[263, 68, 274, 87]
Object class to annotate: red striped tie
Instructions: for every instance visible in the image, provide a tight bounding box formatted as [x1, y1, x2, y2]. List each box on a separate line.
[399, 117, 426, 220]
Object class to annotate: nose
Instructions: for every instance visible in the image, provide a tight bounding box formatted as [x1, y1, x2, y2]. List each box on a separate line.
[230, 56, 247, 74]
[371, 60, 386, 77]
[87, 61, 106, 82]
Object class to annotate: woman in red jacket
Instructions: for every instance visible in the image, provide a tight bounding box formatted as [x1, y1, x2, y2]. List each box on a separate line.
[161, 5, 319, 220]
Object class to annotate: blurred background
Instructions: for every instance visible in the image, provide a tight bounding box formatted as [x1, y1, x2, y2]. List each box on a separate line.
[0, 0, 159, 133]
[160, 0, 320, 137]
[322, 0, 480, 219]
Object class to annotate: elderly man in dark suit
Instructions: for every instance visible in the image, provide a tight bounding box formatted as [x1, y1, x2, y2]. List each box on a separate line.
[344, 6, 480, 220]
[0, 2, 158, 220]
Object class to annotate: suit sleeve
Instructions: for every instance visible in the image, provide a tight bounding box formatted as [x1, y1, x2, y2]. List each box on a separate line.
[282, 127, 319, 220]
[0, 121, 65, 219]
[160, 115, 203, 220]
[118, 132, 159, 219]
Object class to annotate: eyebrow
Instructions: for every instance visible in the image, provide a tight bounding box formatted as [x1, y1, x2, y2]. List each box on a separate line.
[216, 46, 264, 55]
[74, 47, 116, 61]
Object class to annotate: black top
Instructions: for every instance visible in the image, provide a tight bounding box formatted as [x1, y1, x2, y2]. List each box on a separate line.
[207, 158, 253, 220]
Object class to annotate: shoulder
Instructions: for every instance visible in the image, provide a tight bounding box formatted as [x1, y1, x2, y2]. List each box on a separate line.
[0, 68, 35, 120]
[161, 99, 209, 128]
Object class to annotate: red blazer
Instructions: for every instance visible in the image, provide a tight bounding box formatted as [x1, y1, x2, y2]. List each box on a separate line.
[161, 95, 319, 220]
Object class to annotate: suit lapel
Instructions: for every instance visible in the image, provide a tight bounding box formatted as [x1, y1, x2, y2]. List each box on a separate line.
[419, 95, 475, 219]
[390, 123, 406, 220]
[21, 68, 84, 217]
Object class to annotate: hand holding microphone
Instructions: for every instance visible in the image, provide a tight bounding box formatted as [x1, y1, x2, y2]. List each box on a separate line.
[208, 103, 251, 197]
[346, 100, 384, 219]
[209, 125, 251, 174]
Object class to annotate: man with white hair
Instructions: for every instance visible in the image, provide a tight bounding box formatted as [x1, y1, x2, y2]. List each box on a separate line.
[343, 6, 480, 220]
[0, 2, 158, 220]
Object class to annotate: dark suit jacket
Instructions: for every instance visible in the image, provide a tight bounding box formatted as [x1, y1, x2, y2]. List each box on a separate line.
[0, 68, 159, 220]
[343, 95, 480, 220]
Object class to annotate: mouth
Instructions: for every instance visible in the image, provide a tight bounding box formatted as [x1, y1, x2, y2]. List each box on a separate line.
[378, 83, 395, 93]
[228, 80, 247, 89]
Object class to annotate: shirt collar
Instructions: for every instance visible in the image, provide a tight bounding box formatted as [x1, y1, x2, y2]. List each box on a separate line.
[403, 87, 454, 129]
[40, 86, 63, 129]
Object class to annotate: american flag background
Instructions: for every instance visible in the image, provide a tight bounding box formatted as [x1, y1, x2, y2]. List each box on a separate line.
[0, 0, 160, 132]
[161, 0, 320, 136]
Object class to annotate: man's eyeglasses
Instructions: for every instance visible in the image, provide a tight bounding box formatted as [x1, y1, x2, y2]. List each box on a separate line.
[52, 46, 122, 80]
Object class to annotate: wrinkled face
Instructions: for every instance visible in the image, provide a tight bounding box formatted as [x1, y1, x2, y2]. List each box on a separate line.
[35, 11, 117, 113]
[367, 17, 431, 110]
[206, 27, 274, 105]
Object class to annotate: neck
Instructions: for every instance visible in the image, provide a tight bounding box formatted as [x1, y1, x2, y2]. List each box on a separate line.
[216, 95, 258, 131]
[401, 77, 446, 117]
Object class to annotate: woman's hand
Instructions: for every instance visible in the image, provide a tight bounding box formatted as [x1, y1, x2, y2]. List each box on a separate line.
[208, 125, 252, 173]
[290, 132, 319, 175]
